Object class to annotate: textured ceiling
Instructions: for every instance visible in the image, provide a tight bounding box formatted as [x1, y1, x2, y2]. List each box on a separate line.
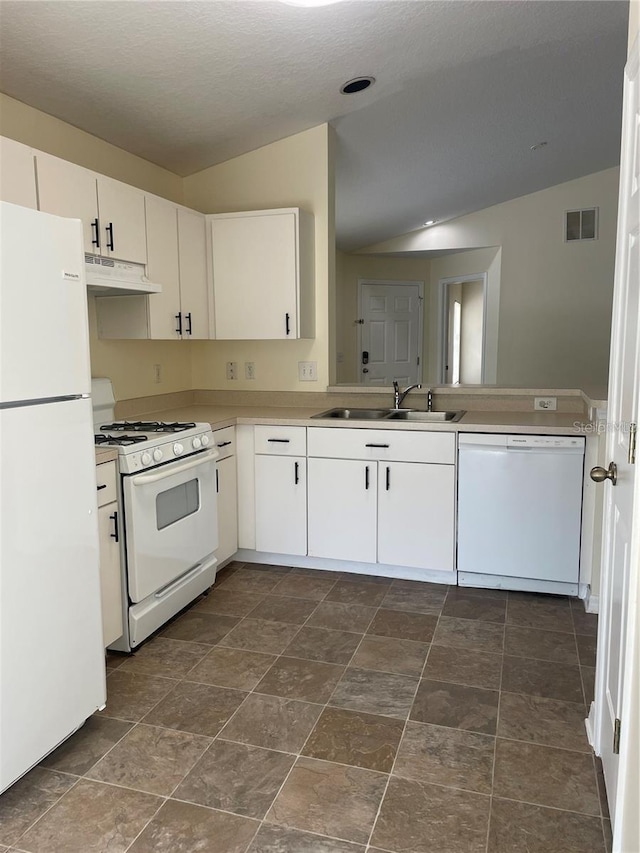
[0, 0, 629, 249]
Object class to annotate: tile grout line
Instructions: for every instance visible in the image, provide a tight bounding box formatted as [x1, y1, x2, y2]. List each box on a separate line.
[485, 592, 508, 853]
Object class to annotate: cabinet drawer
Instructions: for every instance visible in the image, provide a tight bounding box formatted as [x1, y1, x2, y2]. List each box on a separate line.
[96, 461, 117, 506]
[213, 426, 235, 460]
[254, 425, 306, 456]
[307, 427, 455, 464]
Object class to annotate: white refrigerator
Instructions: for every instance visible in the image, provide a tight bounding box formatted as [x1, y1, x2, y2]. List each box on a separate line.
[0, 202, 106, 792]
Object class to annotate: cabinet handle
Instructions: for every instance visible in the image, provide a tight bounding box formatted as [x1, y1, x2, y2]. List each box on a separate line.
[365, 465, 370, 490]
[285, 313, 291, 336]
[97, 483, 107, 491]
[386, 466, 390, 491]
[91, 218, 100, 249]
[185, 312, 193, 335]
[175, 312, 183, 335]
[365, 443, 390, 449]
[294, 461, 299, 485]
[217, 441, 232, 448]
[105, 222, 115, 251]
[109, 511, 119, 543]
[216, 468, 219, 494]
[268, 438, 290, 443]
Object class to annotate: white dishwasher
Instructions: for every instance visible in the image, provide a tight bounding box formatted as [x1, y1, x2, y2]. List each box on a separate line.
[457, 433, 585, 595]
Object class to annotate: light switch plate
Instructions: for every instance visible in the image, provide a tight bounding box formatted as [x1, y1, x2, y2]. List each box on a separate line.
[298, 361, 317, 381]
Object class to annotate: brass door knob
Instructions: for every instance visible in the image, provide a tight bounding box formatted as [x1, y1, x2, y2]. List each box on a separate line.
[590, 462, 617, 485]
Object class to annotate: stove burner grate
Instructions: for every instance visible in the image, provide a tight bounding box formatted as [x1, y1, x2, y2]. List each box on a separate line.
[95, 434, 148, 446]
[100, 421, 197, 433]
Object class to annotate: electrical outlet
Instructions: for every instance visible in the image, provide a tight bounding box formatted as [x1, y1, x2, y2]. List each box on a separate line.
[298, 361, 317, 381]
[226, 361, 238, 380]
[245, 362, 256, 380]
[153, 363, 162, 384]
[534, 396, 557, 411]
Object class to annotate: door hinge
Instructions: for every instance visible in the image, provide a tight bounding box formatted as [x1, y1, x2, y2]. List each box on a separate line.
[417, 356, 420, 365]
[613, 718, 621, 754]
[629, 423, 637, 465]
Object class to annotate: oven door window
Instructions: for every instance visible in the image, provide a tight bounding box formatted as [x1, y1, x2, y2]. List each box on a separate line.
[156, 477, 200, 530]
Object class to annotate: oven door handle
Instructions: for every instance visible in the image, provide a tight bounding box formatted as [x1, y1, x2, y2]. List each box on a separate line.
[129, 450, 219, 486]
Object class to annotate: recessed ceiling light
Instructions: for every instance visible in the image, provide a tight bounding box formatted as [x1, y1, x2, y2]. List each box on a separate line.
[340, 77, 375, 95]
[530, 141, 548, 151]
[424, 220, 436, 226]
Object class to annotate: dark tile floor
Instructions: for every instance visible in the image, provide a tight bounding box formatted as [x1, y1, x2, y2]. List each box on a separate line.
[0, 562, 610, 853]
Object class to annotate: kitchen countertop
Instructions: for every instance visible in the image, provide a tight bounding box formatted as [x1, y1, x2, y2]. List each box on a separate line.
[95, 447, 119, 465]
[119, 404, 591, 436]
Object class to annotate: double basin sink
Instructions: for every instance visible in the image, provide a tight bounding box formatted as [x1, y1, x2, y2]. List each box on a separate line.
[311, 408, 465, 423]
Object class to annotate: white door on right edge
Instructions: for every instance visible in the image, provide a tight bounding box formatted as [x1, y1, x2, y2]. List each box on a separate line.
[360, 282, 422, 385]
[593, 38, 639, 832]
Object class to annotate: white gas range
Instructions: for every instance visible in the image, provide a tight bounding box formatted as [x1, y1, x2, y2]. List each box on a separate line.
[93, 380, 219, 652]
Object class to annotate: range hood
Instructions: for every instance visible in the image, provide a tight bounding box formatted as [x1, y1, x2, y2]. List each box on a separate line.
[85, 255, 162, 296]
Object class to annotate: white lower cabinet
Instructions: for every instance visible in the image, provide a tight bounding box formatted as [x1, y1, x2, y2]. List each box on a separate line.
[255, 454, 307, 556]
[214, 427, 238, 566]
[96, 461, 123, 647]
[377, 461, 455, 570]
[307, 457, 377, 562]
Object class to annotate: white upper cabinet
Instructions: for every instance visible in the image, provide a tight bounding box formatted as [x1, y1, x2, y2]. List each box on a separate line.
[0, 137, 37, 209]
[177, 208, 209, 339]
[145, 195, 181, 338]
[35, 151, 147, 263]
[208, 208, 314, 340]
[97, 176, 147, 264]
[36, 152, 99, 253]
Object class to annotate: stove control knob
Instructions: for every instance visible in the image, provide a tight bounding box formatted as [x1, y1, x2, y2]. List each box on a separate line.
[201, 434, 210, 447]
[173, 443, 184, 456]
[192, 437, 202, 450]
[141, 452, 152, 466]
[153, 448, 163, 463]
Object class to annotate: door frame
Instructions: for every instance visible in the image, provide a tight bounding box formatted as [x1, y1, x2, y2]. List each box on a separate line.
[438, 273, 488, 384]
[356, 279, 425, 385]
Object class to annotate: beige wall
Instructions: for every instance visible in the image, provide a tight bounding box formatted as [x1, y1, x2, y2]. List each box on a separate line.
[363, 168, 619, 390]
[335, 251, 431, 383]
[459, 280, 485, 384]
[184, 124, 333, 392]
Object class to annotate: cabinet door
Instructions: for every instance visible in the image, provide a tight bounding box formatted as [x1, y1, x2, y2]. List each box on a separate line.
[211, 212, 297, 339]
[97, 176, 147, 264]
[377, 462, 455, 572]
[0, 137, 37, 209]
[145, 196, 181, 338]
[215, 455, 238, 565]
[255, 455, 307, 556]
[36, 152, 99, 254]
[178, 208, 209, 339]
[98, 502, 123, 647]
[307, 457, 377, 562]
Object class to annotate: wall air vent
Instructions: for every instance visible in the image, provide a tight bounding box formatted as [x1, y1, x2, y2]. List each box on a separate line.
[565, 208, 598, 242]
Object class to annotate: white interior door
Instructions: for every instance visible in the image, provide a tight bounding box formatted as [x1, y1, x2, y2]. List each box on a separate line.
[593, 40, 639, 840]
[359, 281, 422, 385]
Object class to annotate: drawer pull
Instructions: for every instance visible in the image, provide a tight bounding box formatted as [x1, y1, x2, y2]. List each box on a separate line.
[268, 438, 290, 443]
[217, 441, 232, 448]
[365, 443, 390, 449]
[109, 511, 119, 543]
[97, 483, 107, 491]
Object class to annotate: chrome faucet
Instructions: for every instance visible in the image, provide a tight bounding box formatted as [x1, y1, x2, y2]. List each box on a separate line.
[393, 381, 422, 409]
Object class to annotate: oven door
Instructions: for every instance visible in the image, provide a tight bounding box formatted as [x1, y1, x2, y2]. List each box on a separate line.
[122, 449, 218, 603]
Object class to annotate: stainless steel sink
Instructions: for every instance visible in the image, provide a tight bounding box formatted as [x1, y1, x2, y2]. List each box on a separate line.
[311, 407, 465, 422]
[386, 410, 465, 422]
[311, 408, 393, 420]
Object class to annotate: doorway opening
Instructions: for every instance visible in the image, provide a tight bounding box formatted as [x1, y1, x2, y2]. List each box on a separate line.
[439, 273, 487, 384]
[357, 280, 424, 385]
